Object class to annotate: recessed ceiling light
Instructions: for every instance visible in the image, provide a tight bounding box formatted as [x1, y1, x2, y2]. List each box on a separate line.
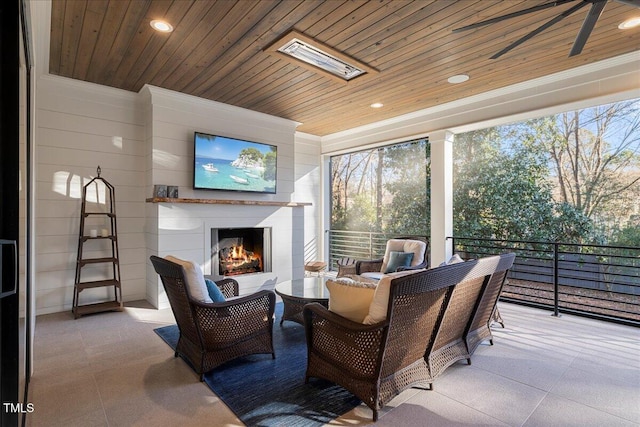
[370, 102, 384, 108]
[447, 74, 469, 84]
[150, 20, 173, 33]
[619, 17, 640, 30]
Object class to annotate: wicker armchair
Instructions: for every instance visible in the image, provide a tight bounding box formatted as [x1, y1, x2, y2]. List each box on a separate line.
[150, 256, 275, 381]
[355, 237, 429, 280]
[303, 254, 515, 420]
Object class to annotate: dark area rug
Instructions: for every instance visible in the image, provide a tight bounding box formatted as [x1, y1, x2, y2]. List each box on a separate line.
[154, 303, 361, 426]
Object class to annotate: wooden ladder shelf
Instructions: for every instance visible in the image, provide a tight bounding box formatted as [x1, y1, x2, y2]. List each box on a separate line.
[72, 167, 123, 318]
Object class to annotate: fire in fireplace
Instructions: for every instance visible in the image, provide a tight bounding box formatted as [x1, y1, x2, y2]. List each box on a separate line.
[212, 227, 272, 277]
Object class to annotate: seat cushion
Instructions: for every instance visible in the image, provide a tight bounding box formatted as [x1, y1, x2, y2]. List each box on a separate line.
[363, 269, 426, 325]
[360, 271, 385, 281]
[205, 279, 227, 302]
[326, 278, 377, 323]
[164, 255, 213, 303]
[384, 251, 414, 273]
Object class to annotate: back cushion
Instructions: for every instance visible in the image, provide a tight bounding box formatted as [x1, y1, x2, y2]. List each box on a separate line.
[384, 251, 414, 273]
[326, 278, 377, 323]
[363, 269, 426, 324]
[164, 256, 213, 304]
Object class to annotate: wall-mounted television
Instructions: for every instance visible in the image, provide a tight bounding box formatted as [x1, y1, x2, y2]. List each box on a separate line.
[193, 132, 277, 194]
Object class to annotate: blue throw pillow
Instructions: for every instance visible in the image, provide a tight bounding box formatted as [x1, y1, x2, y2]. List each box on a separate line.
[205, 279, 226, 302]
[384, 251, 414, 273]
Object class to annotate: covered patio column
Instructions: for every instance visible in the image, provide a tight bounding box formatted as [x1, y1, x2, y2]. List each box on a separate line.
[430, 130, 454, 266]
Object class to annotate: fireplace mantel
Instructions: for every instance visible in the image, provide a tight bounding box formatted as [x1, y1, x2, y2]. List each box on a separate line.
[146, 197, 311, 207]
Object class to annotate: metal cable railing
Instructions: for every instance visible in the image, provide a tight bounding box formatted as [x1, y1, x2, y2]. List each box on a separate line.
[449, 237, 639, 327]
[327, 230, 428, 271]
[326, 230, 639, 327]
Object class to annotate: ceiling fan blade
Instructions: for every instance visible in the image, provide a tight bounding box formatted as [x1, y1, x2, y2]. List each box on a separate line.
[615, 0, 640, 7]
[452, 0, 577, 33]
[570, 0, 607, 57]
[490, 0, 589, 59]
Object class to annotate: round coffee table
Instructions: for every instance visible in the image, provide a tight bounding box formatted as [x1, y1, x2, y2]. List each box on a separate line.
[274, 277, 330, 325]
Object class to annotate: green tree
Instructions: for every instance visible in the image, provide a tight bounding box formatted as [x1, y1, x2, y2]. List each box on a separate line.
[345, 193, 377, 231]
[383, 139, 430, 234]
[238, 147, 263, 163]
[453, 127, 599, 243]
[264, 151, 276, 181]
[514, 101, 640, 229]
[330, 152, 374, 230]
[330, 140, 430, 235]
[611, 216, 640, 247]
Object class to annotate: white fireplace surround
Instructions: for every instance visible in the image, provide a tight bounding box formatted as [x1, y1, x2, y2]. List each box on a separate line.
[202, 213, 296, 286]
[143, 85, 314, 310]
[148, 202, 306, 309]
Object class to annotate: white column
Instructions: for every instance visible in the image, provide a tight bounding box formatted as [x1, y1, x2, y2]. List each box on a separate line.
[430, 130, 454, 266]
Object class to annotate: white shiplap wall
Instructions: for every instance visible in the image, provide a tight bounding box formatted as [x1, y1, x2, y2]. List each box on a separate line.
[35, 75, 147, 314]
[34, 78, 324, 313]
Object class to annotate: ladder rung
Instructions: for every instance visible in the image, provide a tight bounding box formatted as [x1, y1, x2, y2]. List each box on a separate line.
[75, 279, 120, 290]
[74, 301, 122, 317]
[78, 257, 118, 265]
[83, 212, 116, 217]
[81, 236, 115, 242]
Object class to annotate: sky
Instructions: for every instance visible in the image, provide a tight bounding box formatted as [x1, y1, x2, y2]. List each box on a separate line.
[195, 134, 275, 160]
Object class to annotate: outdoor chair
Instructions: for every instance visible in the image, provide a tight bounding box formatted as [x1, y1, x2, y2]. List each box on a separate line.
[356, 237, 429, 281]
[150, 255, 275, 381]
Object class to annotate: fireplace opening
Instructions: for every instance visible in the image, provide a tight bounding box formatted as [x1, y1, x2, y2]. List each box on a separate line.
[212, 227, 272, 277]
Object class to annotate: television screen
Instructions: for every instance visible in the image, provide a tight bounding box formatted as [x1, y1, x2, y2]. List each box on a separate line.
[193, 132, 277, 194]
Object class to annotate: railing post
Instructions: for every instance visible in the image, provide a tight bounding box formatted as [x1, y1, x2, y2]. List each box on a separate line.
[552, 242, 561, 317]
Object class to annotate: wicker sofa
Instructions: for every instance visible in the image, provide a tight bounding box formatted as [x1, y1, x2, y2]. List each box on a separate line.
[303, 253, 515, 421]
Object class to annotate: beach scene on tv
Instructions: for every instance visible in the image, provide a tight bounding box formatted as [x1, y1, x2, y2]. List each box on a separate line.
[194, 133, 277, 193]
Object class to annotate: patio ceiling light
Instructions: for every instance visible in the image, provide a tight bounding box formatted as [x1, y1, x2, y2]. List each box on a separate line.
[447, 74, 470, 84]
[265, 30, 377, 83]
[618, 17, 640, 29]
[150, 20, 173, 33]
[278, 39, 365, 80]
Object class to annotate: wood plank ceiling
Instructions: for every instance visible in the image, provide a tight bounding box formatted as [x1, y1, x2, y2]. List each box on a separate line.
[49, 0, 640, 136]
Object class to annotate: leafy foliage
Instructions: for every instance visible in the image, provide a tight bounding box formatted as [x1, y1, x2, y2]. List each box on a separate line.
[264, 151, 276, 181]
[454, 100, 640, 245]
[330, 140, 429, 233]
[330, 100, 640, 247]
[453, 129, 563, 241]
[238, 147, 263, 163]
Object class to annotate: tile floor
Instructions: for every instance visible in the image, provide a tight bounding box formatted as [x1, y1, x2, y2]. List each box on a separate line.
[26, 301, 640, 426]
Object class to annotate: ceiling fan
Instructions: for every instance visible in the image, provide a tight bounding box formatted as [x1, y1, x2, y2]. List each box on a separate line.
[452, 0, 640, 59]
